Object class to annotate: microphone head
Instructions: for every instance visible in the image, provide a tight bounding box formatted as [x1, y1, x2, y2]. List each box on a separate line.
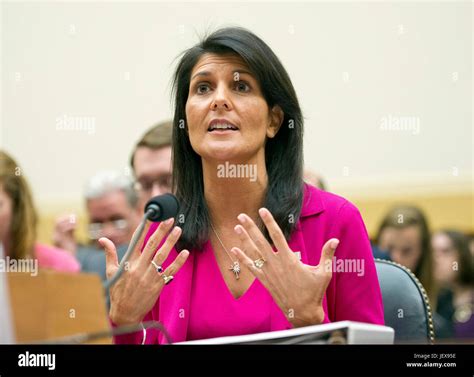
[144, 193, 179, 222]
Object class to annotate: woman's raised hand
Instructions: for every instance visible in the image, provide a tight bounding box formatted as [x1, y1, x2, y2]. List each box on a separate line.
[100, 218, 189, 326]
[230, 208, 339, 327]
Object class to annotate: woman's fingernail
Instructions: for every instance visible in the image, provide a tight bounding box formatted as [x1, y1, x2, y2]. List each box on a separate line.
[234, 225, 242, 234]
[181, 250, 189, 257]
[331, 239, 340, 249]
[237, 214, 246, 223]
[172, 226, 181, 235]
[166, 218, 174, 225]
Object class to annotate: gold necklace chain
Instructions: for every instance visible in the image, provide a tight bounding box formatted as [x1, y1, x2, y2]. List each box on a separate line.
[210, 222, 241, 280]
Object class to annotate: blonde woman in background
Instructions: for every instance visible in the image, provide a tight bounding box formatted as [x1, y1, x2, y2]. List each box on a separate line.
[0, 150, 79, 272]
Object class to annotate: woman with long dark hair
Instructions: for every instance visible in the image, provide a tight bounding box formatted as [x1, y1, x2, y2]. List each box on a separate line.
[101, 27, 384, 344]
[433, 230, 474, 338]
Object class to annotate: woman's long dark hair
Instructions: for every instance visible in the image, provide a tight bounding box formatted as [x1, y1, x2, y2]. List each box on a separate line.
[171, 27, 304, 251]
[438, 230, 474, 287]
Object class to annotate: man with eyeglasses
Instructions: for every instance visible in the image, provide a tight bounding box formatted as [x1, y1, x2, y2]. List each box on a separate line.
[53, 171, 140, 284]
[53, 121, 173, 285]
[83, 172, 140, 249]
[130, 120, 173, 210]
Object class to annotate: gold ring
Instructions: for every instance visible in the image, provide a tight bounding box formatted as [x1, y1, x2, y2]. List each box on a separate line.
[254, 257, 266, 269]
[162, 274, 174, 285]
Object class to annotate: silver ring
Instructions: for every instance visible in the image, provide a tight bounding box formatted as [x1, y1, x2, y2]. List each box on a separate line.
[151, 260, 163, 273]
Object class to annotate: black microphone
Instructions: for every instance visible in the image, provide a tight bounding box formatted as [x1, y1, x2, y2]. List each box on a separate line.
[103, 193, 180, 290]
[145, 193, 179, 222]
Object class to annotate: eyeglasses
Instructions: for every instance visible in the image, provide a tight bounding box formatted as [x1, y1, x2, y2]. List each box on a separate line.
[88, 219, 129, 240]
[134, 175, 172, 194]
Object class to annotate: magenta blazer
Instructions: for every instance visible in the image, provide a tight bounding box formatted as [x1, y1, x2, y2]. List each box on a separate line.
[113, 184, 385, 344]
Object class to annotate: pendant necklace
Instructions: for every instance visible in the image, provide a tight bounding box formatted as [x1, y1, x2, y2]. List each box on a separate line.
[210, 222, 241, 280]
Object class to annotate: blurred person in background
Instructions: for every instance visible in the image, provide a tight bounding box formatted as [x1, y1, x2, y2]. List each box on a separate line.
[375, 205, 437, 306]
[130, 120, 173, 211]
[53, 171, 140, 281]
[469, 235, 474, 259]
[0, 150, 79, 272]
[432, 230, 474, 339]
[374, 205, 457, 338]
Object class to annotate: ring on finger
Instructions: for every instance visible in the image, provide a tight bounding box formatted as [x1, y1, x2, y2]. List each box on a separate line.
[254, 257, 266, 269]
[151, 260, 163, 273]
[162, 273, 174, 285]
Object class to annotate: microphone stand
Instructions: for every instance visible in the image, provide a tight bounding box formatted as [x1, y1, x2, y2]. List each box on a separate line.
[35, 321, 173, 345]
